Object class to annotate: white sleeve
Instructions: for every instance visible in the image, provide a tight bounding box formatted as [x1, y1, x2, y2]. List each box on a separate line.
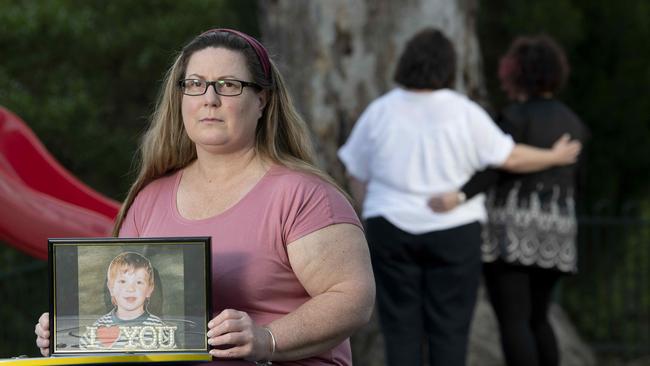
[467, 103, 514, 169]
[337, 107, 374, 182]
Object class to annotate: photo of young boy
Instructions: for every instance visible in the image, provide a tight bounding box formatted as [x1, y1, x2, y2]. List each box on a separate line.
[79, 252, 177, 350]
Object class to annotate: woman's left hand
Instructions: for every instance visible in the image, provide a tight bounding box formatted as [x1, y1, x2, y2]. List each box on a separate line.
[207, 309, 273, 361]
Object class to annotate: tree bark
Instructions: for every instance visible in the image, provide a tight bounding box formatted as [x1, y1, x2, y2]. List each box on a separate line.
[258, 0, 485, 184]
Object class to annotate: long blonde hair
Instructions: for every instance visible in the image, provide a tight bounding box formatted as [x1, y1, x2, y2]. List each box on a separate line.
[113, 30, 342, 235]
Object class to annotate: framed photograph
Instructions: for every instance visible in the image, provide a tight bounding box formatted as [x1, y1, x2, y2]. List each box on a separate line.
[48, 237, 211, 356]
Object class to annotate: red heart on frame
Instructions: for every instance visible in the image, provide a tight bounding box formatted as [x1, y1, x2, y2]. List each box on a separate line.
[97, 326, 120, 348]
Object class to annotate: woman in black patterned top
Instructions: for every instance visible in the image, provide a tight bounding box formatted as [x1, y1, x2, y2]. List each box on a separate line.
[429, 35, 589, 366]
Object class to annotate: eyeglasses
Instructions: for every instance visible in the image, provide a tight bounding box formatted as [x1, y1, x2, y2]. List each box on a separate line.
[178, 78, 261, 96]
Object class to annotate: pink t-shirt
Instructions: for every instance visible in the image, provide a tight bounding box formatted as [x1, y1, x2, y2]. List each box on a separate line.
[119, 164, 361, 366]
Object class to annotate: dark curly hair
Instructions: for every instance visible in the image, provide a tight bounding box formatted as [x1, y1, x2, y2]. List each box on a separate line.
[499, 34, 570, 98]
[393, 28, 456, 90]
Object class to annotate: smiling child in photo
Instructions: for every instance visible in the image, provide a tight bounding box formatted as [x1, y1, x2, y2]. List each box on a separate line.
[79, 252, 176, 350]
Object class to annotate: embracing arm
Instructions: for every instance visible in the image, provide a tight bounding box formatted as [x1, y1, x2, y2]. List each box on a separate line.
[428, 134, 581, 212]
[501, 134, 581, 173]
[428, 169, 499, 212]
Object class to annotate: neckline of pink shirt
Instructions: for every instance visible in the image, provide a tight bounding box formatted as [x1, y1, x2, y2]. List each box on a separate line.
[170, 164, 279, 224]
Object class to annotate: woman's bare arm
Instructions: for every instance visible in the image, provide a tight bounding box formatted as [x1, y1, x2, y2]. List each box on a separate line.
[501, 134, 581, 173]
[269, 223, 375, 360]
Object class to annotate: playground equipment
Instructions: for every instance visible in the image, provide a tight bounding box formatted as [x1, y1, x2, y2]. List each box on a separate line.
[0, 106, 120, 260]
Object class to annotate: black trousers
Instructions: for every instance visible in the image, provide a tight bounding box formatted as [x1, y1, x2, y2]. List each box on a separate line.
[366, 217, 482, 366]
[483, 261, 562, 366]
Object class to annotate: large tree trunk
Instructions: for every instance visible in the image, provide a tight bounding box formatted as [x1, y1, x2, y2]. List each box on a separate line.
[258, 0, 485, 183]
[258, 1, 595, 365]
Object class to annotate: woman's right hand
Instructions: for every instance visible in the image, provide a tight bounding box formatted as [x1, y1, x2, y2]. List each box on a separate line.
[35, 312, 50, 356]
[551, 133, 582, 165]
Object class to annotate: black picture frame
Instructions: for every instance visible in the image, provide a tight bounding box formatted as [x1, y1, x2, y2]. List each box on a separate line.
[48, 237, 211, 356]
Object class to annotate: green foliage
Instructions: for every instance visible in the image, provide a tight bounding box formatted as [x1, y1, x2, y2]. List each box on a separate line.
[478, 0, 650, 213]
[561, 219, 650, 356]
[0, 0, 258, 200]
[0, 244, 48, 358]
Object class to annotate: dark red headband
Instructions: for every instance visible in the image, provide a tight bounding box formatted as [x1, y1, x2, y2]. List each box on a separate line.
[200, 28, 271, 80]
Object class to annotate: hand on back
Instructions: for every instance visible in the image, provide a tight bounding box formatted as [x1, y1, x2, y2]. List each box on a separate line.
[428, 192, 462, 212]
[551, 133, 582, 165]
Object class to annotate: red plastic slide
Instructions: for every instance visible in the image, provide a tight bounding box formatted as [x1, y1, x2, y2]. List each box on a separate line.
[0, 106, 120, 260]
